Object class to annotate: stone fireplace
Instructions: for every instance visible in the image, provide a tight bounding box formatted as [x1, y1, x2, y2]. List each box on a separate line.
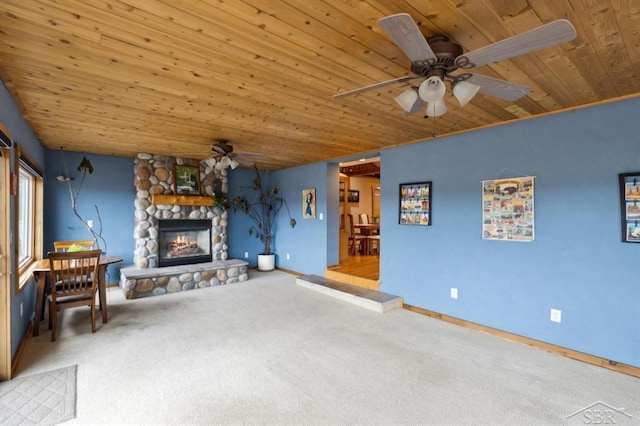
[121, 153, 248, 300]
[132, 153, 228, 269]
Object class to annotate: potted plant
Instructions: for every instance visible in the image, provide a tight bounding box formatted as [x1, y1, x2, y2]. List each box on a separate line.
[230, 166, 296, 271]
[212, 191, 229, 209]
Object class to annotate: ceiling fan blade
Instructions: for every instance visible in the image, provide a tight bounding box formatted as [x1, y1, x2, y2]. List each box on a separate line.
[458, 20, 577, 69]
[377, 13, 437, 63]
[233, 155, 255, 166]
[236, 152, 266, 160]
[466, 74, 531, 101]
[333, 76, 417, 99]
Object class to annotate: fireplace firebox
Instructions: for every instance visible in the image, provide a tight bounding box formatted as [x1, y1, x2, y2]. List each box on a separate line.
[158, 219, 213, 267]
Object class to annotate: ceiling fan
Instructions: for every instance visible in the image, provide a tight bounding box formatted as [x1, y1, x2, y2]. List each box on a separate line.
[334, 13, 577, 117]
[202, 139, 266, 170]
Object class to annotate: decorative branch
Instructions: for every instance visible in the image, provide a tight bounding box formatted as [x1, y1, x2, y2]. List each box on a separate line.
[60, 151, 108, 253]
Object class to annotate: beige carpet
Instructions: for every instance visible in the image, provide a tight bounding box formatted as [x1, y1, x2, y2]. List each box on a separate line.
[13, 270, 640, 425]
[0, 365, 76, 425]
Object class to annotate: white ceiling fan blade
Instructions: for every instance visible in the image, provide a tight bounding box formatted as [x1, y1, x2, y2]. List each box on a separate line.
[235, 151, 266, 159]
[377, 13, 437, 63]
[232, 155, 255, 166]
[458, 20, 577, 69]
[466, 74, 531, 101]
[333, 76, 417, 99]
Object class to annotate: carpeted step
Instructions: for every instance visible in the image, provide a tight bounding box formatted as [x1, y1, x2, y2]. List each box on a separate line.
[296, 274, 402, 313]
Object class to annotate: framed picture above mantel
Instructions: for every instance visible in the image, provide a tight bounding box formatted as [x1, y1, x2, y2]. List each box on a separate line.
[174, 164, 201, 195]
[619, 171, 640, 243]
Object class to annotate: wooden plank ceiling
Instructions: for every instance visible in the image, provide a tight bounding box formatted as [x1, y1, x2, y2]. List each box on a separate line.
[0, 1, 638, 170]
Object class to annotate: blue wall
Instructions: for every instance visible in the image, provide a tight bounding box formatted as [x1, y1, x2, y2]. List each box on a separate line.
[274, 162, 333, 275]
[227, 162, 331, 275]
[379, 99, 638, 367]
[44, 150, 135, 283]
[1, 81, 45, 358]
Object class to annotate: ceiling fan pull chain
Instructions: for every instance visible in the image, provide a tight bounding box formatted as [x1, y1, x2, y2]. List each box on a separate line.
[433, 113, 437, 138]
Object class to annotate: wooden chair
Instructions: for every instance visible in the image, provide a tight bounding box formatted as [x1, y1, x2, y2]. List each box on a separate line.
[347, 214, 366, 255]
[53, 239, 96, 252]
[359, 213, 369, 224]
[47, 249, 101, 342]
[367, 234, 381, 254]
[37, 240, 98, 322]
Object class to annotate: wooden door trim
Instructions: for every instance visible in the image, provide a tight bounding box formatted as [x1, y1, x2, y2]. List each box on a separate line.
[0, 148, 11, 380]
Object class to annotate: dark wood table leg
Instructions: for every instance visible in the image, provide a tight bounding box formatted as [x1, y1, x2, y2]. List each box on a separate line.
[32, 271, 45, 336]
[98, 265, 108, 323]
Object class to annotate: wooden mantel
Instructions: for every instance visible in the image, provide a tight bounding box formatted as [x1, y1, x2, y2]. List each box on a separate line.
[151, 194, 213, 206]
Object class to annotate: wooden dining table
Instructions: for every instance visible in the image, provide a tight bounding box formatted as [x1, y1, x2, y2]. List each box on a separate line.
[354, 223, 379, 235]
[354, 223, 380, 254]
[31, 255, 123, 336]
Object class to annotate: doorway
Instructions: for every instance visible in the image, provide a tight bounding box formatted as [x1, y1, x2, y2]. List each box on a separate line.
[328, 157, 380, 289]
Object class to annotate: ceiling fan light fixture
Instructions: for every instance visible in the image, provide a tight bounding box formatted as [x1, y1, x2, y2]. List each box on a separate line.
[219, 156, 231, 168]
[426, 99, 447, 117]
[215, 157, 229, 170]
[204, 157, 217, 168]
[418, 76, 446, 103]
[452, 80, 481, 107]
[394, 88, 423, 114]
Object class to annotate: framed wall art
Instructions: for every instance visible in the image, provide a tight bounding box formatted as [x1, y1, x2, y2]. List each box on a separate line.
[173, 165, 201, 195]
[482, 176, 535, 242]
[619, 171, 640, 243]
[302, 188, 316, 219]
[347, 189, 359, 203]
[399, 181, 431, 226]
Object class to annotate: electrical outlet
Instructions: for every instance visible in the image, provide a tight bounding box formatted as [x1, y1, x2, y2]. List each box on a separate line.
[20, 302, 23, 316]
[286, 253, 290, 260]
[450, 288, 458, 299]
[244, 252, 249, 259]
[319, 213, 323, 220]
[87, 220, 94, 228]
[550, 308, 562, 323]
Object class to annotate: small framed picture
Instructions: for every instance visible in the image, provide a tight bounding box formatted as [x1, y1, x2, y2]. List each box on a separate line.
[174, 165, 201, 195]
[303, 188, 316, 219]
[399, 181, 431, 226]
[619, 172, 640, 243]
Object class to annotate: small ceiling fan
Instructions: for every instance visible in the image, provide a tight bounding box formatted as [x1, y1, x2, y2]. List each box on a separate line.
[202, 139, 266, 169]
[334, 13, 577, 117]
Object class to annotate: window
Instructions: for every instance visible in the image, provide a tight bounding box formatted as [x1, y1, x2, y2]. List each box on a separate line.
[18, 166, 34, 267]
[16, 145, 43, 291]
